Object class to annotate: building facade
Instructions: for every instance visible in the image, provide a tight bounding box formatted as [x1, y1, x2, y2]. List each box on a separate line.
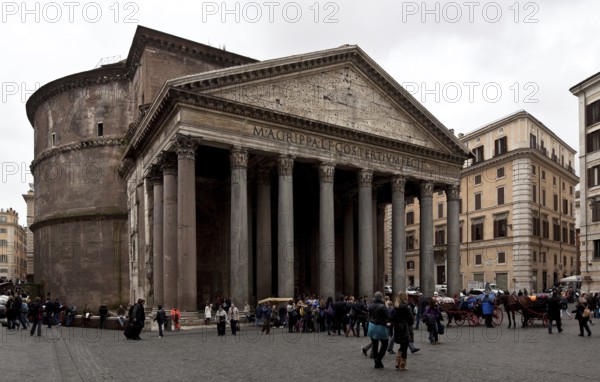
[0, 208, 27, 283]
[26, 26, 471, 312]
[571, 72, 600, 292]
[399, 111, 578, 294]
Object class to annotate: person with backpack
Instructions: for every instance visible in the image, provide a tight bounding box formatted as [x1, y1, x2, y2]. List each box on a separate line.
[29, 296, 44, 337]
[424, 298, 442, 344]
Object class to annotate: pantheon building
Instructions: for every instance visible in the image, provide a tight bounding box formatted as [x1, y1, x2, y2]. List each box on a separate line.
[26, 27, 471, 316]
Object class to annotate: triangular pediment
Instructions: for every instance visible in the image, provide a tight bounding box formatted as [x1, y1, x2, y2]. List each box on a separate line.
[167, 45, 471, 160]
[210, 66, 445, 150]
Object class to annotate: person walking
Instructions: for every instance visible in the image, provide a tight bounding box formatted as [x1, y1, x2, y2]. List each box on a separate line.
[116, 305, 127, 328]
[129, 298, 146, 340]
[573, 301, 592, 337]
[482, 292, 495, 328]
[229, 303, 239, 335]
[260, 304, 272, 334]
[560, 293, 572, 319]
[29, 297, 43, 337]
[391, 291, 414, 371]
[547, 288, 563, 334]
[215, 305, 227, 336]
[367, 291, 390, 369]
[424, 298, 442, 344]
[98, 302, 109, 329]
[153, 305, 167, 338]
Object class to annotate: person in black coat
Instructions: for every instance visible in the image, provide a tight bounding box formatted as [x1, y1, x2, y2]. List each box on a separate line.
[128, 298, 145, 340]
[367, 291, 391, 369]
[547, 288, 563, 334]
[29, 297, 44, 337]
[572, 302, 592, 336]
[392, 292, 414, 371]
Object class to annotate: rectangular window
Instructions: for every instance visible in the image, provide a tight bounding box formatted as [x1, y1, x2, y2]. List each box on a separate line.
[530, 133, 537, 149]
[563, 199, 569, 214]
[438, 203, 444, 219]
[406, 211, 414, 225]
[51, 132, 56, 147]
[459, 199, 462, 214]
[406, 233, 415, 250]
[586, 99, 600, 127]
[554, 254, 557, 265]
[553, 177, 557, 186]
[435, 227, 446, 246]
[471, 219, 484, 241]
[562, 182, 565, 191]
[494, 136, 508, 156]
[585, 130, 600, 153]
[542, 219, 549, 239]
[473, 146, 484, 164]
[592, 200, 600, 222]
[533, 251, 537, 262]
[474, 174, 482, 185]
[570, 225, 575, 245]
[532, 165, 536, 175]
[407, 261, 415, 270]
[570, 186, 573, 195]
[542, 170, 546, 180]
[97, 122, 104, 137]
[498, 252, 506, 264]
[497, 187, 505, 205]
[497, 167, 505, 178]
[493, 216, 508, 238]
[595, 240, 600, 260]
[553, 194, 558, 211]
[459, 224, 463, 244]
[562, 224, 568, 243]
[542, 190, 546, 206]
[475, 193, 482, 210]
[0, 228, 6, 233]
[0, 255, 7, 263]
[553, 219, 560, 241]
[475, 254, 482, 265]
[532, 215, 540, 236]
[533, 185, 537, 203]
[588, 165, 600, 187]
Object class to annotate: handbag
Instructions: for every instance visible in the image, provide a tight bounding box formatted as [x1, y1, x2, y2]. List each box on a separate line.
[583, 306, 591, 318]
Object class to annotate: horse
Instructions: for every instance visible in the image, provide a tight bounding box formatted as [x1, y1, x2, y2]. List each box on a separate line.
[495, 293, 518, 329]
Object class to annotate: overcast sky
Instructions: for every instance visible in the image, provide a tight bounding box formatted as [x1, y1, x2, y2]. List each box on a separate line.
[1, 0, 598, 226]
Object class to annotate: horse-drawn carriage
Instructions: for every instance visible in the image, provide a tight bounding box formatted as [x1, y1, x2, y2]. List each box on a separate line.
[439, 295, 503, 327]
[495, 293, 549, 328]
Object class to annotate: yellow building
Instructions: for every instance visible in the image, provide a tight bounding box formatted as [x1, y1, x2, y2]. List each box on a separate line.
[401, 111, 578, 294]
[571, 71, 600, 292]
[0, 208, 27, 283]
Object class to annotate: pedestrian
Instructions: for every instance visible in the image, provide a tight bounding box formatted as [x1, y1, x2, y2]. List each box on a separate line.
[406, 298, 420, 354]
[116, 305, 127, 328]
[82, 304, 92, 328]
[547, 288, 563, 334]
[170, 306, 181, 331]
[204, 302, 212, 325]
[229, 303, 239, 335]
[482, 292, 495, 328]
[260, 304, 272, 334]
[367, 291, 390, 369]
[392, 291, 414, 371]
[98, 301, 109, 329]
[287, 300, 297, 333]
[572, 301, 592, 336]
[53, 298, 63, 326]
[334, 295, 347, 335]
[386, 300, 396, 354]
[243, 301, 251, 323]
[128, 298, 145, 340]
[65, 304, 77, 327]
[560, 293, 572, 319]
[19, 297, 29, 330]
[44, 296, 54, 328]
[154, 305, 167, 338]
[29, 296, 43, 337]
[215, 305, 227, 336]
[424, 298, 442, 344]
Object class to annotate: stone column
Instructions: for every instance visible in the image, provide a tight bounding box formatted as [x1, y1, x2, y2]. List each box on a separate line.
[391, 176, 406, 297]
[256, 166, 272, 300]
[162, 153, 178, 309]
[150, 165, 164, 308]
[319, 162, 335, 300]
[358, 169, 374, 298]
[372, 192, 378, 293]
[176, 135, 198, 312]
[278, 155, 295, 298]
[230, 147, 249, 307]
[343, 194, 355, 295]
[446, 185, 461, 298]
[377, 203, 385, 293]
[419, 182, 434, 298]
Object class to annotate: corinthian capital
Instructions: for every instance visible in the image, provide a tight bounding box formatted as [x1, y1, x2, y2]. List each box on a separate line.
[318, 162, 335, 183]
[230, 147, 249, 169]
[357, 169, 373, 188]
[420, 181, 434, 198]
[277, 155, 294, 177]
[391, 176, 407, 193]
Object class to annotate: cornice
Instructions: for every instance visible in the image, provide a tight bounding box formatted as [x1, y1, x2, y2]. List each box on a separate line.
[173, 48, 470, 159]
[460, 147, 579, 183]
[125, 88, 468, 167]
[29, 208, 128, 231]
[30, 137, 127, 172]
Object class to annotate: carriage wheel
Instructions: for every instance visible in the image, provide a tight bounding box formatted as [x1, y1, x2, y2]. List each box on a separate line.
[454, 313, 465, 326]
[542, 313, 548, 328]
[493, 307, 503, 326]
[468, 311, 480, 327]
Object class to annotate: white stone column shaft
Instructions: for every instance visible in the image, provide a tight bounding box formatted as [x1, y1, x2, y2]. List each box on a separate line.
[319, 162, 335, 300]
[278, 155, 295, 298]
[256, 167, 272, 300]
[230, 147, 249, 307]
[358, 170, 374, 298]
[446, 185, 460, 298]
[419, 182, 434, 298]
[391, 176, 406, 296]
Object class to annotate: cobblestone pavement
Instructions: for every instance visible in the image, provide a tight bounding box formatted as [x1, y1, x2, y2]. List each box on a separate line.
[2, 312, 598, 382]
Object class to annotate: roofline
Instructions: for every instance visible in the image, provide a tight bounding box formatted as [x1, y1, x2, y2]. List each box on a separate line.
[25, 25, 258, 125]
[459, 110, 577, 155]
[569, 71, 600, 94]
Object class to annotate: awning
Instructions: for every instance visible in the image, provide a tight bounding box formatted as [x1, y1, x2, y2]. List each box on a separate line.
[560, 275, 581, 283]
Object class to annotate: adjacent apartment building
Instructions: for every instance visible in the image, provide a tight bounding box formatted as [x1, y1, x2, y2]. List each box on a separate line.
[400, 111, 579, 293]
[0, 208, 27, 283]
[571, 72, 600, 292]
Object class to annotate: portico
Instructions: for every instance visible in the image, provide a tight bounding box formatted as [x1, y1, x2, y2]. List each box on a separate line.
[121, 45, 470, 315]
